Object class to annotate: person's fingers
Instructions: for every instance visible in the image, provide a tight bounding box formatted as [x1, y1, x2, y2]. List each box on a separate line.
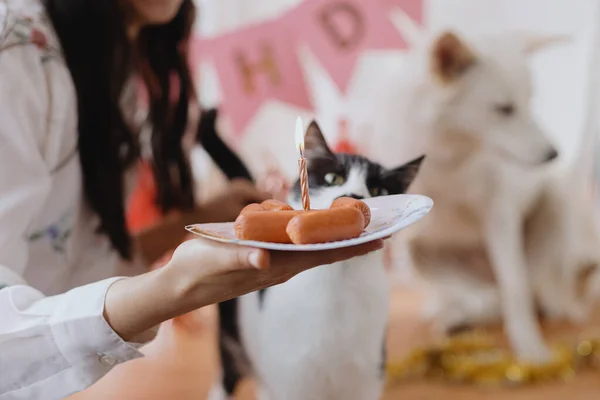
[321, 240, 385, 264]
[231, 179, 271, 202]
[247, 189, 272, 203]
[176, 239, 270, 272]
[224, 246, 270, 271]
[230, 178, 254, 191]
[270, 239, 384, 270]
[252, 248, 271, 270]
[230, 177, 252, 185]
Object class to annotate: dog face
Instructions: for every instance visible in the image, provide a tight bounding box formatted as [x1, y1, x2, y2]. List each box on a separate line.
[287, 121, 424, 210]
[417, 31, 565, 165]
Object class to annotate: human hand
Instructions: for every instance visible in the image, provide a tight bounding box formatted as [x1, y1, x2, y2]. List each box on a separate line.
[257, 167, 290, 202]
[198, 179, 270, 223]
[104, 237, 385, 341]
[163, 238, 385, 309]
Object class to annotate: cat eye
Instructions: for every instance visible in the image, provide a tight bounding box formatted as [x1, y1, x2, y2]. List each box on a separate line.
[324, 172, 345, 186]
[370, 187, 389, 197]
[495, 103, 515, 116]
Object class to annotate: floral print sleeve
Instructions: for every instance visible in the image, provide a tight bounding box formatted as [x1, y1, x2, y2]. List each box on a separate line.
[0, 0, 55, 289]
[0, 0, 62, 63]
[0, 2, 145, 397]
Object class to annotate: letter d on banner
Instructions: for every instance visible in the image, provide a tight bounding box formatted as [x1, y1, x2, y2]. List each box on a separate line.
[297, 0, 407, 92]
[319, 2, 365, 50]
[209, 21, 313, 136]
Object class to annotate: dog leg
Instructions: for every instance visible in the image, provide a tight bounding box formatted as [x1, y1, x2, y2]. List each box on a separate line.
[535, 265, 588, 324]
[584, 267, 600, 303]
[425, 278, 501, 337]
[558, 193, 592, 324]
[426, 297, 468, 338]
[486, 203, 551, 363]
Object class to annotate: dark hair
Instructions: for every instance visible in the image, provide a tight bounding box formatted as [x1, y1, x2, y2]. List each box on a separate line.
[44, 0, 197, 259]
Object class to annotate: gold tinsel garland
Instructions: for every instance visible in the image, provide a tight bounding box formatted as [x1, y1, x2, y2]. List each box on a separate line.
[386, 331, 600, 386]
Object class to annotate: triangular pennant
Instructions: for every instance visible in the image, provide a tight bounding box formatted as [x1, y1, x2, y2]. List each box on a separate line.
[207, 21, 313, 135]
[295, 0, 407, 92]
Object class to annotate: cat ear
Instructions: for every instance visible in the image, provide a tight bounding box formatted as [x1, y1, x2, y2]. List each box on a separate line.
[382, 155, 425, 193]
[304, 120, 335, 161]
[431, 31, 476, 83]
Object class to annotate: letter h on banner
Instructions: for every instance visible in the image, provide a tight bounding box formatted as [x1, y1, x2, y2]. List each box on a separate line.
[209, 22, 313, 136]
[235, 44, 281, 94]
[193, 0, 423, 135]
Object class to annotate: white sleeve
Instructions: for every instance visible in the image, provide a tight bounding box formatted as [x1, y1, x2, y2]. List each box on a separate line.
[0, 278, 143, 400]
[0, 24, 142, 400]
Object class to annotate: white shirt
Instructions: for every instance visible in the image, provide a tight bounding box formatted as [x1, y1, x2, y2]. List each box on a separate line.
[0, 0, 152, 398]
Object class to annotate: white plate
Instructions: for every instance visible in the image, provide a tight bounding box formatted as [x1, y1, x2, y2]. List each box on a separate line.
[185, 194, 433, 251]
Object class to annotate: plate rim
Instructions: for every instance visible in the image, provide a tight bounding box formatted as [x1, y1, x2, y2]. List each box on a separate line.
[185, 194, 433, 251]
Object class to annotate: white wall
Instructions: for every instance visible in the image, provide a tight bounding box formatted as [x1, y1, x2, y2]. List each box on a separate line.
[192, 0, 600, 188]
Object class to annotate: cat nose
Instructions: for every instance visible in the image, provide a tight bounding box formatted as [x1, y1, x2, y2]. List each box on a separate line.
[544, 148, 558, 163]
[343, 194, 364, 200]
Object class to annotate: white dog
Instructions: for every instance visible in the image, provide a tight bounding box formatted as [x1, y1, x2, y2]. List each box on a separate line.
[403, 30, 600, 363]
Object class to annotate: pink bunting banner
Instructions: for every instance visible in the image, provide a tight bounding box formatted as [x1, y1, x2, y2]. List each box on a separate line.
[294, 0, 407, 91]
[208, 21, 313, 135]
[193, 0, 423, 135]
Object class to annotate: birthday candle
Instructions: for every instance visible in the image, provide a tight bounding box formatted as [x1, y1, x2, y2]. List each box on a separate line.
[295, 117, 310, 211]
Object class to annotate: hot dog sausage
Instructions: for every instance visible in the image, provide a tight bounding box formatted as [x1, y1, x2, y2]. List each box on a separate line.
[260, 199, 294, 211]
[330, 197, 371, 228]
[241, 203, 267, 214]
[234, 210, 304, 243]
[286, 207, 365, 244]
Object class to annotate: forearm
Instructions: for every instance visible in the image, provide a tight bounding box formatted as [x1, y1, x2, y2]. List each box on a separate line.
[103, 268, 180, 341]
[103, 264, 216, 341]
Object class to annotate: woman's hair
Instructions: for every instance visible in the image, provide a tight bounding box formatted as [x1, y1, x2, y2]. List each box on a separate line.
[44, 0, 197, 259]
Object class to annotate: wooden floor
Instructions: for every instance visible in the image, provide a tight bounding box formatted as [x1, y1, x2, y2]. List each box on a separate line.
[70, 285, 600, 400]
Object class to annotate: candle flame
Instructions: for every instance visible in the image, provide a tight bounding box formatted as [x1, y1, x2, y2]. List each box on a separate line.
[295, 117, 304, 155]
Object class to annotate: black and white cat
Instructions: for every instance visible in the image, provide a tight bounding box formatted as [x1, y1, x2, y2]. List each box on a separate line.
[209, 122, 424, 400]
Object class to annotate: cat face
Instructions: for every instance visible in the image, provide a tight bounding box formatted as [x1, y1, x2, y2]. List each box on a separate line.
[288, 121, 425, 210]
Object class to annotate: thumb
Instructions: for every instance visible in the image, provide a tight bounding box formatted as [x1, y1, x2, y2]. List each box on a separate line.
[220, 246, 270, 272]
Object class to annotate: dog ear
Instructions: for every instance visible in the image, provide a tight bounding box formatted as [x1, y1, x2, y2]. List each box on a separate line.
[304, 120, 336, 161]
[382, 155, 425, 194]
[431, 32, 476, 83]
[520, 32, 570, 54]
